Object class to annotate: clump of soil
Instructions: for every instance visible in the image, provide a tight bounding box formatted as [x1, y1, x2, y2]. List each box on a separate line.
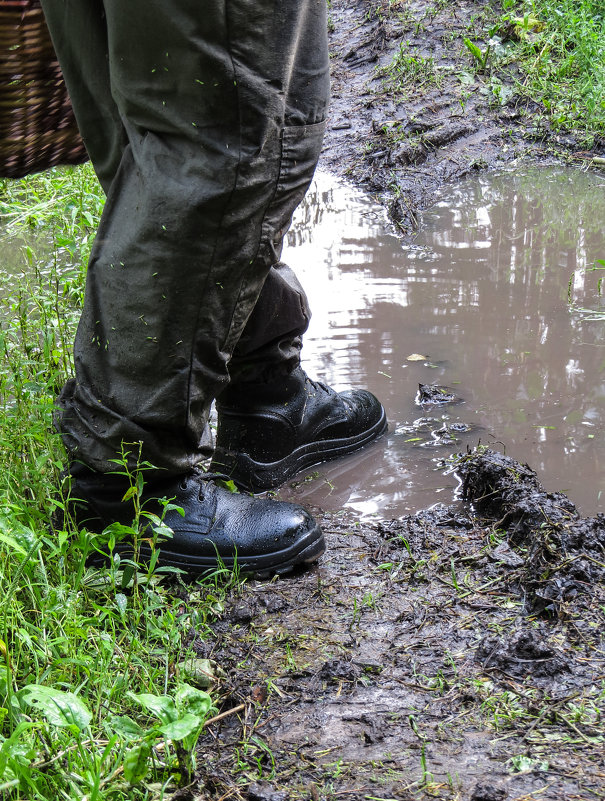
[416, 383, 462, 406]
[476, 629, 570, 679]
[458, 448, 605, 615]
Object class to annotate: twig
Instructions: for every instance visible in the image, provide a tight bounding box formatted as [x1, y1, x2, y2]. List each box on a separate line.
[584, 554, 605, 570]
[556, 711, 599, 744]
[203, 703, 246, 729]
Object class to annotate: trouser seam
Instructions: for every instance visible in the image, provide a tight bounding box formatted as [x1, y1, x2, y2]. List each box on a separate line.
[183, 3, 244, 434]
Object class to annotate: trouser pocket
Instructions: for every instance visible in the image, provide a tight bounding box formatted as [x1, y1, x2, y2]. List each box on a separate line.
[260, 119, 327, 264]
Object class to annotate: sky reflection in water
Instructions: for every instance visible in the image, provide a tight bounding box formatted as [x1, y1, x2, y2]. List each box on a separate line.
[280, 166, 605, 520]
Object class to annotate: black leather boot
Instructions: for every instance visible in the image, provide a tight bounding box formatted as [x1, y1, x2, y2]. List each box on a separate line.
[210, 367, 387, 492]
[67, 465, 324, 578]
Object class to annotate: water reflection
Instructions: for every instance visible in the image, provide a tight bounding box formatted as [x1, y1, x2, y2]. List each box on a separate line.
[280, 167, 605, 519]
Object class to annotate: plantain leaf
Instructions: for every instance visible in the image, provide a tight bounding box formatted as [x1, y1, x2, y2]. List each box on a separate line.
[123, 741, 152, 784]
[20, 685, 91, 731]
[129, 692, 177, 724]
[160, 713, 201, 742]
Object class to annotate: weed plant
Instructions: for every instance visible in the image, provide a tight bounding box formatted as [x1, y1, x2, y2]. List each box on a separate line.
[380, 43, 443, 94]
[0, 165, 229, 798]
[501, 0, 605, 138]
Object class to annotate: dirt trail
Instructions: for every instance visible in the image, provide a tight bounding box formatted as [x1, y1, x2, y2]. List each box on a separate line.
[321, 0, 602, 235]
[189, 4, 605, 799]
[192, 449, 604, 801]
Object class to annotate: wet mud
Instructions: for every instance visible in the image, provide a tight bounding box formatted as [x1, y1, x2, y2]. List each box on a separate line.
[322, 0, 605, 236]
[459, 449, 605, 617]
[187, 4, 605, 799]
[193, 446, 604, 800]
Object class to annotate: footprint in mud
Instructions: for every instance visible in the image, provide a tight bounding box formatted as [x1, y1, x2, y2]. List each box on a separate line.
[476, 629, 570, 679]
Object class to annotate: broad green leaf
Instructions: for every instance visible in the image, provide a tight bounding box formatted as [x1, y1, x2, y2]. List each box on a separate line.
[102, 522, 135, 539]
[0, 515, 38, 557]
[129, 692, 177, 724]
[175, 684, 213, 719]
[160, 713, 201, 742]
[141, 511, 162, 526]
[20, 685, 91, 731]
[123, 741, 152, 784]
[162, 502, 185, 517]
[107, 714, 146, 741]
[0, 531, 26, 556]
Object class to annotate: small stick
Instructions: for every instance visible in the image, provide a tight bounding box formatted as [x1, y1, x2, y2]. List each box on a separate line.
[556, 711, 597, 744]
[203, 703, 246, 729]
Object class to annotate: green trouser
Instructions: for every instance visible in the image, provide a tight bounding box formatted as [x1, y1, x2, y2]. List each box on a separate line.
[40, 0, 329, 474]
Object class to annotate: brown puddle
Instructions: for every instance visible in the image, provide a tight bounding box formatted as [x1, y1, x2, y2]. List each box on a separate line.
[280, 166, 605, 519]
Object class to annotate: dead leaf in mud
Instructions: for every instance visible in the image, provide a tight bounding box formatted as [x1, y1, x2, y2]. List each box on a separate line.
[407, 353, 428, 361]
[250, 684, 268, 705]
[177, 657, 225, 688]
[490, 542, 524, 567]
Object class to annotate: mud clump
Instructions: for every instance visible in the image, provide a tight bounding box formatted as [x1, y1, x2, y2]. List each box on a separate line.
[456, 448, 578, 536]
[416, 383, 462, 406]
[318, 658, 362, 685]
[471, 784, 507, 801]
[457, 448, 605, 613]
[477, 628, 570, 678]
[247, 784, 287, 801]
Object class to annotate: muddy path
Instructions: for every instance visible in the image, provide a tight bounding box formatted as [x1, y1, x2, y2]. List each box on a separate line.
[185, 4, 605, 800]
[321, 0, 604, 235]
[193, 449, 604, 801]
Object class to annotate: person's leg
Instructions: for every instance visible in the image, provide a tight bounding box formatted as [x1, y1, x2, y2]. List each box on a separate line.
[210, 4, 387, 492]
[214, 260, 387, 492]
[42, 0, 329, 476]
[41, 0, 329, 574]
[42, 0, 385, 506]
[39, 0, 126, 193]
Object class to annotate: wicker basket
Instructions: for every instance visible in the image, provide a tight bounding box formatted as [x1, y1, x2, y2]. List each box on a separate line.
[0, 0, 87, 179]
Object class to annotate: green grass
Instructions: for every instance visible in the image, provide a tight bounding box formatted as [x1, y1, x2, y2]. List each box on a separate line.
[379, 42, 443, 94]
[500, 0, 605, 138]
[0, 165, 232, 799]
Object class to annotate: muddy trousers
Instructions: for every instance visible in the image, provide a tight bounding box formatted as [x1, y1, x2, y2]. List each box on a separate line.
[40, 0, 330, 474]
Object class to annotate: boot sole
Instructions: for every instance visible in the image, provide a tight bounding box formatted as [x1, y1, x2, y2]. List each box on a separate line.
[86, 521, 325, 580]
[213, 407, 388, 493]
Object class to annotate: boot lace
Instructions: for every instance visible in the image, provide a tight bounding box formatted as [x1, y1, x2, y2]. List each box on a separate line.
[179, 469, 238, 497]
